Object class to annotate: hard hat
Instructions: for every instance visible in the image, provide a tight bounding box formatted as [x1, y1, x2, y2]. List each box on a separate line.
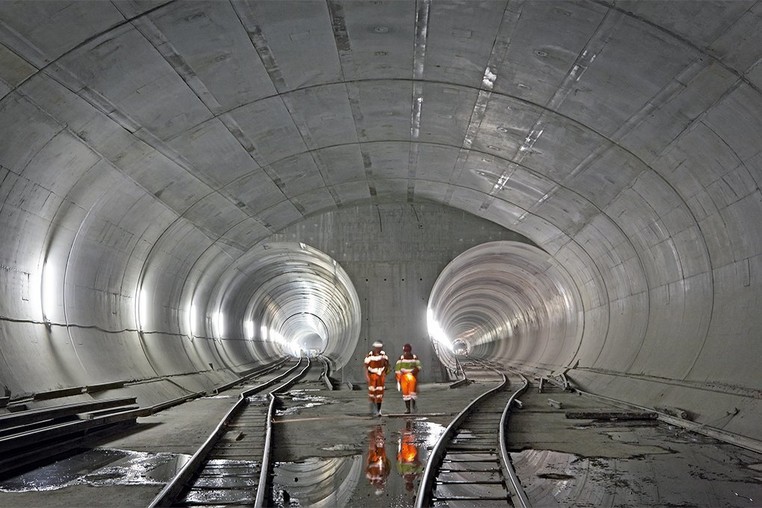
[372, 341, 383, 348]
[403, 343, 412, 352]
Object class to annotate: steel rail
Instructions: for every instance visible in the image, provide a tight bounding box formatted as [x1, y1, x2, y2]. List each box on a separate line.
[414, 359, 508, 508]
[318, 356, 335, 390]
[448, 356, 470, 388]
[499, 370, 531, 508]
[254, 357, 313, 508]
[147, 358, 305, 507]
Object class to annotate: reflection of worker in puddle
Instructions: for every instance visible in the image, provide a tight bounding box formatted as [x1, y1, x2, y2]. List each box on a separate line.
[396, 419, 424, 492]
[365, 425, 390, 495]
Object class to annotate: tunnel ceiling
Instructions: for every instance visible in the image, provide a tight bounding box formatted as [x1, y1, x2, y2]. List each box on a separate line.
[0, 1, 761, 442]
[1, 0, 758, 245]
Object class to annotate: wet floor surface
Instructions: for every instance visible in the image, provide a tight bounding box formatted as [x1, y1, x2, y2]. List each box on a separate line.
[508, 385, 762, 507]
[271, 384, 471, 507]
[0, 448, 188, 492]
[270, 418, 446, 508]
[1, 380, 761, 507]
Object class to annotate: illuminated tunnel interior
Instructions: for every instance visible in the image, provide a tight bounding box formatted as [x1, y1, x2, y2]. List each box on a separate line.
[427, 241, 583, 375]
[0, 1, 760, 449]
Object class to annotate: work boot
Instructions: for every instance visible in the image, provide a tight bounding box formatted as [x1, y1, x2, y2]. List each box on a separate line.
[370, 401, 377, 416]
[412, 399, 417, 413]
[404, 400, 411, 414]
[376, 402, 383, 417]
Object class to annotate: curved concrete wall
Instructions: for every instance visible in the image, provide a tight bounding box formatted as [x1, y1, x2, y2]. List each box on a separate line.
[0, 1, 759, 443]
[428, 241, 583, 373]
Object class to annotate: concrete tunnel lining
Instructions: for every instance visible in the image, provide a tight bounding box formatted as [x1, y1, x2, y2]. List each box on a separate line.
[0, 0, 759, 447]
[427, 241, 584, 374]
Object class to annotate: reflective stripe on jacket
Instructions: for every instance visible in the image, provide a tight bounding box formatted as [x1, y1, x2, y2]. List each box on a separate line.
[365, 350, 390, 375]
[395, 355, 421, 375]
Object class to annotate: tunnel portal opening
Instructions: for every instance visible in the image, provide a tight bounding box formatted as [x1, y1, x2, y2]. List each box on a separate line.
[292, 332, 326, 358]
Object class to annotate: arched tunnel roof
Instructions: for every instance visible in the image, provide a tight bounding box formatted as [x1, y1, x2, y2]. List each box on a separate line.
[0, 1, 760, 442]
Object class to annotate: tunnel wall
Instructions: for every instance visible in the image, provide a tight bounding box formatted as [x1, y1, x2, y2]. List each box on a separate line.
[0, 96, 247, 403]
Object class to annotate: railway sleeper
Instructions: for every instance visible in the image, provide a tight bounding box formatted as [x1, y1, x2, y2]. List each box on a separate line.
[448, 446, 497, 452]
[443, 452, 498, 460]
[182, 488, 256, 505]
[438, 475, 504, 483]
[433, 487, 511, 500]
[433, 500, 515, 508]
[441, 464, 501, 473]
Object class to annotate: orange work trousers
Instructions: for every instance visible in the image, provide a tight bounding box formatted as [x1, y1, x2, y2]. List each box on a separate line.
[368, 373, 386, 403]
[398, 372, 418, 401]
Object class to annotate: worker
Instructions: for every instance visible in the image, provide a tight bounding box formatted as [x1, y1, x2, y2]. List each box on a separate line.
[395, 343, 422, 414]
[364, 340, 391, 416]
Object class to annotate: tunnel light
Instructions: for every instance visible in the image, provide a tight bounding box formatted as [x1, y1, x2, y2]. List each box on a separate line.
[189, 304, 197, 336]
[214, 311, 225, 338]
[41, 261, 56, 322]
[138, 286, 149, 331]
[244, 320, 254, 340]
[261, 324, 269, 341]
[427, 308, 453, 352]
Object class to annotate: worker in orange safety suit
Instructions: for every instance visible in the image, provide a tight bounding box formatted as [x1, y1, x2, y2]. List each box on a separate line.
[364, 341, 391, 416]
[395, 343, 422, 414]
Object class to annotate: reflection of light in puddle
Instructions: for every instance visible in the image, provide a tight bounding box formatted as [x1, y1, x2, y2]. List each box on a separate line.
[276, 392, 335, 416]
[0, 449, 190, 492]
[413, 419, 446, 449]
[271, 456, 363, 507]
[322, 443, 358, 452]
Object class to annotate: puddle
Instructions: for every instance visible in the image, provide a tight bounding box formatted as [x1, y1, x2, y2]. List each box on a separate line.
[271, 419, 446, 507]
[411, 419, 446, 449]
[322, 443, 359, 452]
[0, 448, 189, 492]
[276, 392, 336, 416]
[271, 456, 363, 507]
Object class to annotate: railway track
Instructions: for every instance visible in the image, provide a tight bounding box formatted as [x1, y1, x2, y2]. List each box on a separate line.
[149, 357, 321, 507]
[0, 359, 292, 480]
[415, 359, 529, 507]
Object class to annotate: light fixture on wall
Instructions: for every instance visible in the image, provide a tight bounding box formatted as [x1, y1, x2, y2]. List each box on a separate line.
[214, 311, 225, 338]
[137, 285, 149, 332]
[189, 303, 197, 338]
[427, 308, 453, 352]
[41, 260, 55, 326]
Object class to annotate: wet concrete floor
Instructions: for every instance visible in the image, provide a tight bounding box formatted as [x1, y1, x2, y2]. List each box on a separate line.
[1, 379, 761, 507]
[507, 384, 762, 507]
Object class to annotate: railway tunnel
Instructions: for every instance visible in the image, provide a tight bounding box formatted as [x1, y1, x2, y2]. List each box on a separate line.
[0, 0, 761, 506]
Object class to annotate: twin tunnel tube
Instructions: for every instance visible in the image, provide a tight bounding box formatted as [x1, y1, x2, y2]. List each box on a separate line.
[147, 239, 559, 377]
[28, 211, 552, 398]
